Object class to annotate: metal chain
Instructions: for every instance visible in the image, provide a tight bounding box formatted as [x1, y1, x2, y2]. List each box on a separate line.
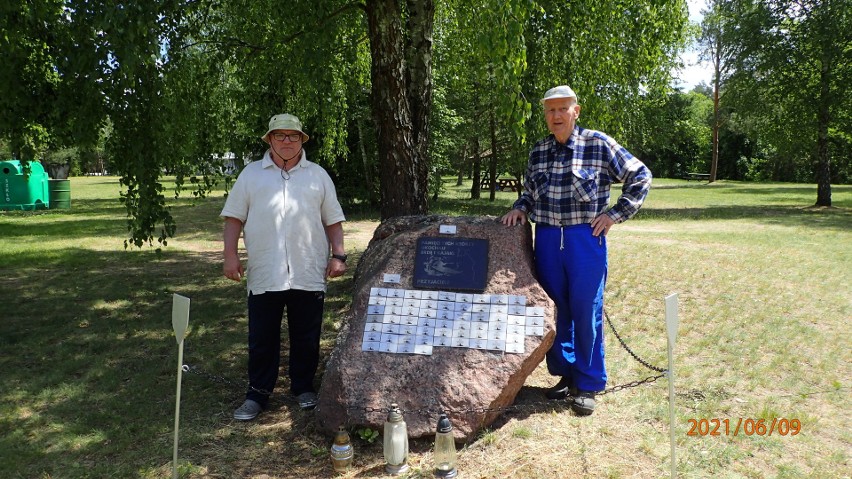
[604, 309, 667, 373]
[182, 364, 274, 397]
[598, 372, 667, 396]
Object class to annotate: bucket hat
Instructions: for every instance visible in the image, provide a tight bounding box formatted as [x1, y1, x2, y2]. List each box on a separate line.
[540, 85, 577, 104]
[262, 113, 310, 143]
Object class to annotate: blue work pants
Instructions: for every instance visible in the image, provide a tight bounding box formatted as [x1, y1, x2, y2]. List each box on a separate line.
[534, 224, 608, 392]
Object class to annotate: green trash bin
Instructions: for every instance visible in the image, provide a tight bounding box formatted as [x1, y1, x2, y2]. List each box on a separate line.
[0, 160, 49, 211]
[48, 179, 71, 209]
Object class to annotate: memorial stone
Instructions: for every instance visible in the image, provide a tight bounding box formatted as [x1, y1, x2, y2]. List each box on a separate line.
[315, 215, 555, 441]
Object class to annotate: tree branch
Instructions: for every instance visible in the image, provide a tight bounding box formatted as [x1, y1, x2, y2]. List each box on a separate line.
[176, 2, 366, 55]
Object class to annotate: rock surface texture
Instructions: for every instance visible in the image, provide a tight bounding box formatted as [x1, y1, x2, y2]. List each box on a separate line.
[315, 215, 555, 441]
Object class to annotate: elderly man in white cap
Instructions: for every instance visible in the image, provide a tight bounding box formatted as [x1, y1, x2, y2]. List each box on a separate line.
[501, 86, 651, 415]
[221, 113, 347, 420]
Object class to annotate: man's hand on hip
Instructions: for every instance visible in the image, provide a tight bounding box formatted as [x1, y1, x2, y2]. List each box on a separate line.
[591, 213, 615, 237]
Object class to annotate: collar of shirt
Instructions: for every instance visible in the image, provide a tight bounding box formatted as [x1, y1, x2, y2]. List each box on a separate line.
[545, 128, 578, 154]
[261, 149, 308, 170]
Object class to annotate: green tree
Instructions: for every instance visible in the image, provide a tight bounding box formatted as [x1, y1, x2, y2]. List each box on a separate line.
[725, 0, 851, 205]
[699, 0, 741, 182]
[629, 90, 712, 178]
[1, 0, 692, 246]
[435, 0, 690, 195]
[434, 0, 531, 201]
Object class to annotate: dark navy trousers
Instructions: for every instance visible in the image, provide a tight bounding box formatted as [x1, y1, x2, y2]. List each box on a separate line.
[534, 224, 608, 392]
[246, 289, 324, 406]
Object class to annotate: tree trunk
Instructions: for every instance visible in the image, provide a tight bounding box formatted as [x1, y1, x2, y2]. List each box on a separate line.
[814, 39, 832, 207]
[456, 144, 466, 186]
[357, 118, 373, 194]
[405, 0, 434, 207]
[366, 0, 430, 219]
[471, 137, 481, 199]
[710, 32, 721, 183]
[488, 106, 498, 201]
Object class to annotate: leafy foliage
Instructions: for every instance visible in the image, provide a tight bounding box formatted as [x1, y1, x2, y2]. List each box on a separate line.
[1, 0, 692, 245]
[629, 90, 712, 178]
[709, 0, 852, 203]
[356, 427, 381, 443]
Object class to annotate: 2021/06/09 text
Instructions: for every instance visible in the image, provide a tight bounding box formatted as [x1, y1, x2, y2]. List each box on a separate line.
[687, 418, 801, 437]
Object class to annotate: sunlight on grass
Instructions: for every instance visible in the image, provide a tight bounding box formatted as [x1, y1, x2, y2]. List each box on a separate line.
[44, 430, 107, 454]
[1, 176, 850, 478]
[91, 299, 132, 311]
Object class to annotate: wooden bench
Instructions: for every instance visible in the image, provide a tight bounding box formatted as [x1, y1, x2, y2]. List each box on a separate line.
[684, 172, 711, 182]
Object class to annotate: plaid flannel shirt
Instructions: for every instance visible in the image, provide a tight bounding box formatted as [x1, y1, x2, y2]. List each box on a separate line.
[512, 126, 652, 226]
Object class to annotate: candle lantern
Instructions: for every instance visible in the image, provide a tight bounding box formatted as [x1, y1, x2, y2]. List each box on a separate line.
[433, 413, 458, 478]
[383, 403, 410, 475]
[330, 426, 354, 473]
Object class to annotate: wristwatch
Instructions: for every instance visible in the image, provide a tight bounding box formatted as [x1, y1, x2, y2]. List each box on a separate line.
[331, 253, 348, 263]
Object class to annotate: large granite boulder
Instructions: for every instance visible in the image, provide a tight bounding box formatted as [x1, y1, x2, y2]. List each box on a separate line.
[315, 215, 555, 441]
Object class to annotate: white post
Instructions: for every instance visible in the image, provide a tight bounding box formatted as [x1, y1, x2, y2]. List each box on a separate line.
[171, 294, 191, 479]
[665, 293, 679, 479]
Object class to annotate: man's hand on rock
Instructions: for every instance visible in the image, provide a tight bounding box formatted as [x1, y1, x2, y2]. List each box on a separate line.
[500, 209, 527, 226]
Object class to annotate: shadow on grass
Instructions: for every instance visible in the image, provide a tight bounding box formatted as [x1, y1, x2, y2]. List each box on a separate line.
[1, 195, 227, 242]
[0, 243, 367, 478]
[635, 204, 852, 231]
[430, 195, 852, 231]
[650, 182, 735, 190]
[0, 247, 248, 477]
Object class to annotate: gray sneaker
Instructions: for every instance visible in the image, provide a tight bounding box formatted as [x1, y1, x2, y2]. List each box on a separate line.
[571, 390, 596, 416]
[233, 399, 262, 421]
[297, 392, 318, 410]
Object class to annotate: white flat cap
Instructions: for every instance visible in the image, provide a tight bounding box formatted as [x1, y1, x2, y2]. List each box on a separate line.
[540, 85, 577, 103]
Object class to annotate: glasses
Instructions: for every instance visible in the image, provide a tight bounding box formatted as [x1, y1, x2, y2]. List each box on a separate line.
[271, 132, 302, 142]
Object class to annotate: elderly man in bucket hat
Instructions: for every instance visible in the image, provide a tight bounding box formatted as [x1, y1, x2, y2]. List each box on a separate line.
[501, 86, 651, 415]
[221, 113, 347, 420]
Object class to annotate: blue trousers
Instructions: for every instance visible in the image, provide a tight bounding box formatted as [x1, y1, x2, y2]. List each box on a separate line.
[535, 224, 608, 392]
[246, 289, 324, 406]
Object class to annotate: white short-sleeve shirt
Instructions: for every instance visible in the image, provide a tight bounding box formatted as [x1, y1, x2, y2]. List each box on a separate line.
[220, 151, 346, 294]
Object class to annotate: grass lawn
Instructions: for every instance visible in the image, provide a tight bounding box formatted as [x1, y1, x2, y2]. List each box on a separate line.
[0, 176, 849, 478]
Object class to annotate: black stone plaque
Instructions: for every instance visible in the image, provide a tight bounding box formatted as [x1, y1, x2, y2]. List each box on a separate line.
[413, 237, 489, 291]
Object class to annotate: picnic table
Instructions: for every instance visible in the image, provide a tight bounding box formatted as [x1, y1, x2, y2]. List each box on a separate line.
[496, 178, 521, 191]
[479, 177, 522, 192]
[684, 172, 711, 182]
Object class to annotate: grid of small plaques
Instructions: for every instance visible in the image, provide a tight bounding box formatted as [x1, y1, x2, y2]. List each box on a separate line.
[362, 288, 546, 355]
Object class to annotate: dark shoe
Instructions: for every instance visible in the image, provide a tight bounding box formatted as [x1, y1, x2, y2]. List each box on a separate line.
[234, 399, 262, 421]
[571, 390, 596, 416]
[545, 376, 577, 400]
[297, 392, 318, 410]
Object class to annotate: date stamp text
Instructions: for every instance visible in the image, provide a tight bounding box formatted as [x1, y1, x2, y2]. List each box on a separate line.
[687, 418, 801, 437]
